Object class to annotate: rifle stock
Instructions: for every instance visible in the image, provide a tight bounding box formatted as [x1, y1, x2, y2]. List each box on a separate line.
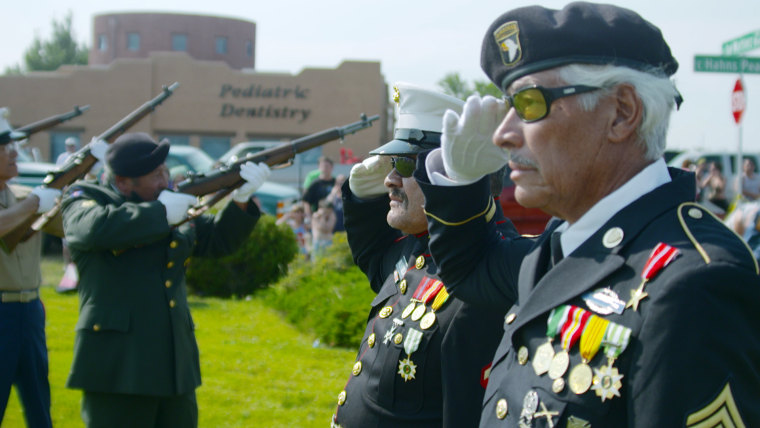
[13, 105, 91, 141]
[178, 113, 380, 197]
[1, 82, 180, 253]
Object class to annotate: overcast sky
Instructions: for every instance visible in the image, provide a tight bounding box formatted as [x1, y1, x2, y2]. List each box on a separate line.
[1, 0, 759, 154]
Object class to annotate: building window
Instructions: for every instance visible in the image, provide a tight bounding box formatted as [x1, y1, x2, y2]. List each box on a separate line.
[245, 40, 253, 57]
[98, 34, 108, 51]
[200, 136, 231, 159]
[127, 33, 140, 51]
[215, 37, 228, 54]
[172, 34, 187, 52]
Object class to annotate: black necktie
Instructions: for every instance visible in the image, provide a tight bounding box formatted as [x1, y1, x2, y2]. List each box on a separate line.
[550, 231, 563, 267]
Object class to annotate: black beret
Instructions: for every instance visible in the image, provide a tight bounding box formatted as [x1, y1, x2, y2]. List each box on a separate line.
[106, 132, 169, 178]
[481, 2, 678, 91]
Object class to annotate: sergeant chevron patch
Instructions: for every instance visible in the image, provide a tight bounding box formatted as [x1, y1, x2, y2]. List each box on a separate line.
[686, 382, 746, 428]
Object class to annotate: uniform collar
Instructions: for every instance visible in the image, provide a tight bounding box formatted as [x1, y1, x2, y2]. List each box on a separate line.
[556, 158, 671, 257]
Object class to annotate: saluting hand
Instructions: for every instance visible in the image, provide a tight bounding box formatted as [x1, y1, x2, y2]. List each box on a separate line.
[438, 95, 510, 185]
[349, 155, 391, 198]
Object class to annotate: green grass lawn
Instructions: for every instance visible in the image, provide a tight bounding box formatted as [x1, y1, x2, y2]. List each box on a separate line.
[2, 256, 356, 427]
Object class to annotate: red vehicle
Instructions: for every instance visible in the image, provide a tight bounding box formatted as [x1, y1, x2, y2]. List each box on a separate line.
[498, 172, 551, 236]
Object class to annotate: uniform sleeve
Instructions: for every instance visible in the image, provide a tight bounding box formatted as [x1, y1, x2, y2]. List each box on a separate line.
[627, 262, 760, 427]
[192, 199, 261, 258]
[62, 189, 170, 252]
[440, 301, 506, 428]
[415, 164, 530, 310]
[342, 180, 402, 293]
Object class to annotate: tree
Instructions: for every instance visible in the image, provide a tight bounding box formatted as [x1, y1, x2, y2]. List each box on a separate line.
[5, 12, 88, 74]
[437, 72, 502, 100]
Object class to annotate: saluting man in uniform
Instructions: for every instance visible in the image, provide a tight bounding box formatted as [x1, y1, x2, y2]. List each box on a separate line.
[416, 3, 760, 427]
[332, 83, 524, 428]
[61, 132, 270, 428]
[0, 108, 60, 428]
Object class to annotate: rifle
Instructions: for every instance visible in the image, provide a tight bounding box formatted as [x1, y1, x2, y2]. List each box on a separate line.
[1, 82, 180, 253]
[177, 113, 380, 219]
[9, 105, 92, 142]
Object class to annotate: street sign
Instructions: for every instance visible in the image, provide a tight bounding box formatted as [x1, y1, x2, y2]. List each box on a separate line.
[732, 79, 746, 124]
[694, 55, 760, 74]
[722, 30, 760, 56]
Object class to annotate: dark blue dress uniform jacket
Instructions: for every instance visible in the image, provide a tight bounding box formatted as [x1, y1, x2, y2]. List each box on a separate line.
[61, 180, 260, 396]
[332, 182, 521, 428]
[416, 165, 760, 427]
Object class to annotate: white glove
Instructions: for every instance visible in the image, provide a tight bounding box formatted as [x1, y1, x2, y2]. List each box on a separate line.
[441, 95, 510, 184]
[158, 190, 197, 225]
[349, 155, 392, 198]
[89, 137, 109, 161]
[31, 186, 61, 214]
[232, 162, 271, 203]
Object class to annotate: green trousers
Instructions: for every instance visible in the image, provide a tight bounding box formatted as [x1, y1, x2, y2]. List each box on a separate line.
[81, 390, 197, 428]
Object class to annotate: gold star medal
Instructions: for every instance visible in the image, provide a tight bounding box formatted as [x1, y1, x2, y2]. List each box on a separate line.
[591, 322, 631, 402]
[569, 314, 608, 395]
[398, 328, 423, 381]
[626, 243, 680, 311]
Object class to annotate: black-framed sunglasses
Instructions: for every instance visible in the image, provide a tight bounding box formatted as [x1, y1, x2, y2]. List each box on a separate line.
[390, 156, 416, 178]
[503, 84, 601, 123]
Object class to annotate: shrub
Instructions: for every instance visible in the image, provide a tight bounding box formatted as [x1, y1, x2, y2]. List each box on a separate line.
[186, 215, 299, 298]
[262, 232, 376, 348]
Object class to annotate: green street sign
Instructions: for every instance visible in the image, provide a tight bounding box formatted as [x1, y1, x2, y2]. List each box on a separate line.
[723, 30, 760, 56]
[694, 55, 760, 74]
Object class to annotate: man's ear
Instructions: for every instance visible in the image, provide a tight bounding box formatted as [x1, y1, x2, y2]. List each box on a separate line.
[608, 83, 643, 144]
[113, 175, 131, 195]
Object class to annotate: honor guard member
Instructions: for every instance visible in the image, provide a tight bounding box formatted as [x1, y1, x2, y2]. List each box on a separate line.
[0, 108, 60, 428]
[60, 132, 270, 428]
[332, 82, 523, 428]
[416, 3, 760, 427]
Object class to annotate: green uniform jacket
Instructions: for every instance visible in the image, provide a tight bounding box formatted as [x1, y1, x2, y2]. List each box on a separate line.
[61, 180, 260, 396]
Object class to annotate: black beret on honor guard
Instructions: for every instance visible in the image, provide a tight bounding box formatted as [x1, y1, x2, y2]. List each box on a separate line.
[481, 2, 679, 91]
[106, 132, 169, 178]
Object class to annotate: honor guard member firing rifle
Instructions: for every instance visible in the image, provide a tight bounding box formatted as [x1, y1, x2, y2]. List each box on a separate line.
[332, 83, 525, 428]
[60, 132, 270, 428]
[415, 3, 760, 427]
[0, 108, 60, 428]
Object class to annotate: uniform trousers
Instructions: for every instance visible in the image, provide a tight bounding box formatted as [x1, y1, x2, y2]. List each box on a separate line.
[0, 298, 52, 428]
[82, 390, 197, 428]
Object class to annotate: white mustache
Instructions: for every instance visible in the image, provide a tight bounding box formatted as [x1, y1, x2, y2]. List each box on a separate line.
[508, 152, 539, 170]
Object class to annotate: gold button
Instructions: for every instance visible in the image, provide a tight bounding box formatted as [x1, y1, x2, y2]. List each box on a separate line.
[689, 207, 703, 219]
[517, 346, 529, 365]
[92, 324, 101, 332]
[352, 361, 362, 376]
[415, 255, 425, 269]
[399, 279, 407, 294]
[167, 261, 174, 269]
[379, 306, 393, 318]
[165, 280, 172, 288]
[552, 377, 566, 393]
[368, 333, 376, 348]
[170, 240, 178, 248]
[495, 398, 508, 419]
[337, 390, 347, 406]
[505, 313, 516, 324]
[393, 333, 403, 344]
[169, 299, 176, 308]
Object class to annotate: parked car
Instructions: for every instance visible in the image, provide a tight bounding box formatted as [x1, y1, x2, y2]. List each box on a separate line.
[11, 148, 57, 188]
[167, 145, 299, 216]
[217, 141, 355, 192]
